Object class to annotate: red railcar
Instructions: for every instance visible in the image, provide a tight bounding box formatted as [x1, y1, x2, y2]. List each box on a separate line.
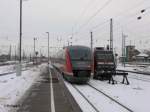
[53, 45, 92, 83]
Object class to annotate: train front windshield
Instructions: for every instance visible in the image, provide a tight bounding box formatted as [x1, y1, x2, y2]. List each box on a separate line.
[69, 48, 91, 61]
[96, 51, 114, 61]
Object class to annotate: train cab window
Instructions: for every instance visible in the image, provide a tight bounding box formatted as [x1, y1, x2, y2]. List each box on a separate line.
[96, 54, 105, 59]
[95, 51, 114, 61]
[69, 48, 91, 61]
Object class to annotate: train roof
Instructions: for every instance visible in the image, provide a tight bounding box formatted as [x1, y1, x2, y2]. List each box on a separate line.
[94, 47, 105, 50]
[65, 45, 90, 50]
[94, 47, 112, 52]
[94, 48, 113, 53]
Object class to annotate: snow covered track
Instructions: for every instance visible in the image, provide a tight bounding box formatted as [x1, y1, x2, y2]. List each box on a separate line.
[69, 83, 134, 112]
[0, 63, 35, 76]
[72, 85, 100, 112]
[128, 75, 150, 83]
[0, 69, 28, 76]
[87, 84, 134, 112]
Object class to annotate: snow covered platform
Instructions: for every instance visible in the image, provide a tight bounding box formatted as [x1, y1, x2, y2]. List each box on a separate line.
[16, 67, 51, 112]
[0, 64, 47, 112]
[13, 65, 82, 112]
[50, 67, 82, 112]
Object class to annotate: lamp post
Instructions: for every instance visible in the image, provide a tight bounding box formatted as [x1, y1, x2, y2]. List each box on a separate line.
[16, 0, 22, 76]
[33, 38, 37, 56]
[33, 38, 37, 65]
[122, 33, 127, 67]
[19, 0, 22, 64]
[46, 32, 50, 65]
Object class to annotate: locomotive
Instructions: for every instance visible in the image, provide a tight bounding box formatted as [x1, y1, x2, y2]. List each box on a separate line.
[93, 47, 116, 80]
[53, 45, 92, 83]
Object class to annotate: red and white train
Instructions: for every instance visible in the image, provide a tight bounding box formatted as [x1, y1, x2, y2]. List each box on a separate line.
[53, 45, 92, 83]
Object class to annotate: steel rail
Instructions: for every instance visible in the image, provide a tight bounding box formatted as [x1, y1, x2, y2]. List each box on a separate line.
[72, 85, 100, 112]
[88, 83, 134, 112]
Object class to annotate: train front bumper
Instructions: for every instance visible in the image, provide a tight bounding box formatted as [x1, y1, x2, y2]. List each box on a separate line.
[64, 74, 90, 84]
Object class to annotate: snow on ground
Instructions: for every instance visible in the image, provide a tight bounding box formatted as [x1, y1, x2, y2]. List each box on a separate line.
[89, 74, 150, 112]
[0, 65, 15, 74]
[65, 66, 150, 112]
[142, 66, 150, 73]
[66, 76, 150, 112]
[76, 84, 129, 112]
[117, 63, 150, 73]
[65, 81, 97, 112]
[0, 61, 16, 66]
[0, 63, 47, 112]
[0, 62, 33, 74]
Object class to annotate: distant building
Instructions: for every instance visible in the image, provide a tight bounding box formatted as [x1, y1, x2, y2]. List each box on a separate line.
[125, 45, 140, 62]
[135, 53, 150, 63]
[0, 54, 9, 62]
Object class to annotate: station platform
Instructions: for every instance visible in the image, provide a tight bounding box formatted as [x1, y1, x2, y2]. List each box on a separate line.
[16, 67, 82, 112]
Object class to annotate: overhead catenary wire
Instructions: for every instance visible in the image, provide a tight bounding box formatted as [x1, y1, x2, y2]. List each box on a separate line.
[80, 7, 149, 36]
[90, 1, 150, 31]
[73, 1, 150, 47]
[74, 0, 94, 28]
[74, 1, 146, 36]
[89, 4, 150, 34]
[74, 0, 113, 35]
[93, 18, 150, 49]
[93, 7, 150, 40]
[91, 19, 110, 30]
[78, 12, 150, 44]
[74, 19, 110, 38]
[112, 0, 148, 19]
[71, 0, 98, 38]
[73, 0, 138, 35]
[89, 21, 135, 46]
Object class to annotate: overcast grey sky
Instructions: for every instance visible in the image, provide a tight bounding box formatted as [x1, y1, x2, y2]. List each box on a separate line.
[0, 0, 150, 55]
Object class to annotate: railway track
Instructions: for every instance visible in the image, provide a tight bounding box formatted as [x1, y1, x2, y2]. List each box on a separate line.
[87, 83, 133, 112]
[72, 83, 134, 112]
[72, 85, 100, 112]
